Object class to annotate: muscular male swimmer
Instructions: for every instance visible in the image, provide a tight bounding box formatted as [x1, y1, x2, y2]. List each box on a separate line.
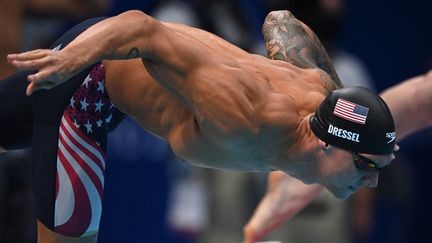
[242, 11, 432, 243]
[9, 9, 397, 195]
[2, 10, 404, 242]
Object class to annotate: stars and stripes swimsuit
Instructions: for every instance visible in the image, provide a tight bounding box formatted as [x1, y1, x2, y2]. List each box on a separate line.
[0, 18, 125, 237]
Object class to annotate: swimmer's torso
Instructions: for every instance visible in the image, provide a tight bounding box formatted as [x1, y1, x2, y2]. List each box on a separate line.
[104, 22, 328, 171]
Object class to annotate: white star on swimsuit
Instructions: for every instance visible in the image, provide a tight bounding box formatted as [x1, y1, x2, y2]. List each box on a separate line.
[83, 75, 92, 88]
[80, 97, 89, 111]
[97, 80, 105, 93]
[52, 44, 62, 51]
[73, 119, 80, 128]
[84, 120, 93, 133]
[95, 100, 104, 112]
[70, 97, 75, 108]
[105, 114, 112, 123]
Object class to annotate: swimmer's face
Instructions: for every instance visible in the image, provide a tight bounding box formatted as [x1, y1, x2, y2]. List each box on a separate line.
[318, 144, 398, 199]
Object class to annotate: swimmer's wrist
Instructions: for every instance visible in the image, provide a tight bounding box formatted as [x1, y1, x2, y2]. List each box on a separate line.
[61, 44, 101, 73]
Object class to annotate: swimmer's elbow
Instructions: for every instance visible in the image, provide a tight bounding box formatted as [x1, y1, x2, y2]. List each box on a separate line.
[119, 10, 159, 29]
[106, 10, 162, 59]
[266, 10, 294, 19]
[118, 10, 148, 19]
[263, 10, 296, 27]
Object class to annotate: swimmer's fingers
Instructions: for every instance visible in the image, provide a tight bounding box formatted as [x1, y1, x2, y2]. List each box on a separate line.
[9, 49, 73, 81]
[25, 69, 58, 96]
[26, 79, 58, 96]
[8, 56, 53, 71]
[8, 50, 59, 73]
[7, 49, 50, 63]
[27, 68, 56, 83]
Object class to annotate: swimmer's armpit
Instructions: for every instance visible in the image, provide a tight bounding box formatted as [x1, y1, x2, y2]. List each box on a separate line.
[126, 47, 140, 58]
[262, 10, 342, 89]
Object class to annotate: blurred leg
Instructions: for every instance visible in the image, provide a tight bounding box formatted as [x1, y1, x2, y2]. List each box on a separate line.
[38, 221, 97, 243]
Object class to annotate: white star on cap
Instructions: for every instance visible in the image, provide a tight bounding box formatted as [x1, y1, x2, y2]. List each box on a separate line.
[80, 97, 89, 111]
[84, 120, 93, 133]
[95, 100, 104, 112]
[96, 119, 103, 127]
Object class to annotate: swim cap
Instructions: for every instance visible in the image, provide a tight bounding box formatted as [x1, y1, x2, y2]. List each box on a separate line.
[310, 87, 396, 155]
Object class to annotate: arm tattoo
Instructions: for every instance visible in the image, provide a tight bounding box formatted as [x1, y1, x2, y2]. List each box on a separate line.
[127, 47, 140, 58]
[262, 10, 342, 90]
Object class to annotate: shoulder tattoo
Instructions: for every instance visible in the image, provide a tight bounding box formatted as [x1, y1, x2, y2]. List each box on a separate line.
[262, 10, 342, 89]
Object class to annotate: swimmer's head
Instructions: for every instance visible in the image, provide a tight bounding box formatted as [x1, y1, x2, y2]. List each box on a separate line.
[310, 86, 396, 155]
[308, 87, 397, 199]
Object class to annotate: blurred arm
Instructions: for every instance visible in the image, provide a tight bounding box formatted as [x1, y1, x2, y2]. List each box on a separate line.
[380, 70, 432, 141]
[243, 172, 323, 243]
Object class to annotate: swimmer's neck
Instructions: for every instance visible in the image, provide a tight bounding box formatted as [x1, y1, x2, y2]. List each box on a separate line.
[268, 113, 322, 184]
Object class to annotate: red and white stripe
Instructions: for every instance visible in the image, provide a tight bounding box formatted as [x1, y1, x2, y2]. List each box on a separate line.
[55, 113, 106, 237]
[333, 98, 367, 124]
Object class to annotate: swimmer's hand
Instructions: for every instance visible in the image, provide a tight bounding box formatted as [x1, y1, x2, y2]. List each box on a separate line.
[7, 49, 86, 95]
[243, 172, 323, 243]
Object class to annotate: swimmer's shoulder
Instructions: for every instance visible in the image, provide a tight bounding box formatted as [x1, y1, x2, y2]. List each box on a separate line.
[255, 91, 303, 141]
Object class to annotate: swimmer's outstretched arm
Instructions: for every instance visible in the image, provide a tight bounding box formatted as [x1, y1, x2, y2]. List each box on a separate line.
[8, 10, 267, 164]
[8, 10, 222, 99]
[243, 172, 323, 243]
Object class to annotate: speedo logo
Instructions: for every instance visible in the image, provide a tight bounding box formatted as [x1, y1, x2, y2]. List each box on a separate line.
[386, 132, 396, 144]
[327, 124, 360, 143]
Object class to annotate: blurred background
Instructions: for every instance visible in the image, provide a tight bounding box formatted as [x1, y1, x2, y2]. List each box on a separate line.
[0, 0, 431, 242]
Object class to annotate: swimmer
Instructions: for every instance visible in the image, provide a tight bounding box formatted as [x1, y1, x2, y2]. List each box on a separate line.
[1, 9, 408, 242]
[8, 9, 397, 198]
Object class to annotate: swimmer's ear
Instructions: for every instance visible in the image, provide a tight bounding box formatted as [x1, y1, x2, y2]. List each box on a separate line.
[318, 140, 331, 152]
